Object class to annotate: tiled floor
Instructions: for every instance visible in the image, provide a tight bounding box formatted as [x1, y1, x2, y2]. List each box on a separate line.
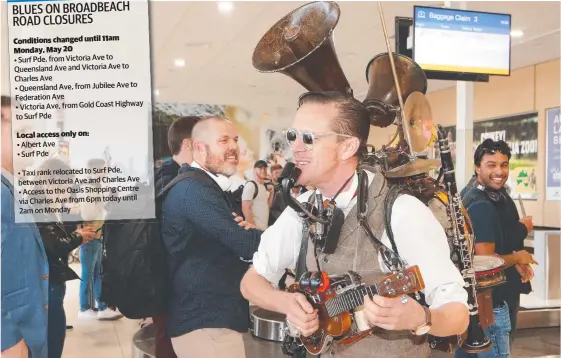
[62, 264, 560, 358]
[63, 264, 141, 358]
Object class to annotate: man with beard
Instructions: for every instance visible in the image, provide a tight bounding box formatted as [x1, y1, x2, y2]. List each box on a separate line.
[455, 139, 536, 358]
[161, 116, 262, 358]
[240, 91, 469, 358]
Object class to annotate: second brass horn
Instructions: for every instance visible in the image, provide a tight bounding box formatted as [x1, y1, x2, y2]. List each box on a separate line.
[252, 1, 352, 95]
[363, 53, 428, 128]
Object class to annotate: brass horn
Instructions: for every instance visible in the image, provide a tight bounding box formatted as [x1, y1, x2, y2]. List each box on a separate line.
[252, 1, 352, 96]
[363, 53, 428, 128]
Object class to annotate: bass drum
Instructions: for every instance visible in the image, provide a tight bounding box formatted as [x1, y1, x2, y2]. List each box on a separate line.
[473, 255, 506, 329]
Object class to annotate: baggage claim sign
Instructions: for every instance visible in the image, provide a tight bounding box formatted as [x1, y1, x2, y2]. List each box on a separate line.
[438, 112, 539, 199]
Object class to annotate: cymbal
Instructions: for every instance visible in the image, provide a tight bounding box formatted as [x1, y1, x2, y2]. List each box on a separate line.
[384, 158, 441, 178]
[403, 92, 434, 153]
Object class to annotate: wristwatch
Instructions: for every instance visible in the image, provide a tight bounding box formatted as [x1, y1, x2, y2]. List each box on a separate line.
[412, 306, 432, 336]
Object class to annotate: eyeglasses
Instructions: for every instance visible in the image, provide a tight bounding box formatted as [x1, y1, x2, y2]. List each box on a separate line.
[284, 128, 354, 151]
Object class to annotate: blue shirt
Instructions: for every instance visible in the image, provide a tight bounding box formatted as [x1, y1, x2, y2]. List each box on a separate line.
[1, 173, 49, 357]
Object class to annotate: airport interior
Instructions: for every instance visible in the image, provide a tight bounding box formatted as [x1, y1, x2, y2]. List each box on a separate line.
[1, 1, 560, 358]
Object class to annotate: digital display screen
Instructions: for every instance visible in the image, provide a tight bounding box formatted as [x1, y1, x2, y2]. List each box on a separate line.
[413, 6, 511, 76]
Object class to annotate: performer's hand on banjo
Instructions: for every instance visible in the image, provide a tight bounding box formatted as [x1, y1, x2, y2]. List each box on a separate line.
[363, 294, 427, 332]
[283, 293, 319, 337]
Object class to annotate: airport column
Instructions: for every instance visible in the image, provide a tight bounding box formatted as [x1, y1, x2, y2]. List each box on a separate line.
[445, 1, 474, 191]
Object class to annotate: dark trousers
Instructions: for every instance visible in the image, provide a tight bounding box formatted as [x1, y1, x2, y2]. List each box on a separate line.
[48, 283, 67, 358]
[153, 315, 177, 358]
[507, 295, 520, 346]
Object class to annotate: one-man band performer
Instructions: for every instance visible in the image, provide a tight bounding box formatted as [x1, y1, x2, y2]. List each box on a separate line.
[239, 91, 469, 357]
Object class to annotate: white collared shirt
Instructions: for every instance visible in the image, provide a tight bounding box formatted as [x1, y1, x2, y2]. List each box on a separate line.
[190, 161, 232, 191]
[252, 170, 468, 309]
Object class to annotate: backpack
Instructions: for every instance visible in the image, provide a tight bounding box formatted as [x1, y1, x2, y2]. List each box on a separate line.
[224, 180, 258, 219]
[100, 170, 212, 319]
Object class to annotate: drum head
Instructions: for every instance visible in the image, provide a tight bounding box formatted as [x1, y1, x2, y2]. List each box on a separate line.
[474, 255, 505, 271]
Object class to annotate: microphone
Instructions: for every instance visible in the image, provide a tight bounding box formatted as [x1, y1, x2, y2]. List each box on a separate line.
[279, 162, 327, 224]
[279, 162, 301, 187]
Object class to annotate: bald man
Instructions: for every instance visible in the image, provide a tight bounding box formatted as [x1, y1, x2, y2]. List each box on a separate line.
[160, 116, 262, 358]
[1, 95, 49, 358]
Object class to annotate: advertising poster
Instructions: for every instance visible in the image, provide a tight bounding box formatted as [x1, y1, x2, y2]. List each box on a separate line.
[546, 107, 561, 201]
[261, 128, 293, 167]
[437, 112, 539, 199]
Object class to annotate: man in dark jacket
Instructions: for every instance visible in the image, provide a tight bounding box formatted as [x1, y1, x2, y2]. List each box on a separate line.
[161, 116, 261, 358]
[153, 116, 200, 358]
[455, 139, 536, 358]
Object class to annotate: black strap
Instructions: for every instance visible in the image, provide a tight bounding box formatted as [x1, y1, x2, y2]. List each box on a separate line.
[356, 170, 404, 272]
[294, 220, 310, 281]
[383, 184, 404, 256]
[157, 169, 211, 199]
[329, 173, 354, 205]
[246, 180, 259, 200]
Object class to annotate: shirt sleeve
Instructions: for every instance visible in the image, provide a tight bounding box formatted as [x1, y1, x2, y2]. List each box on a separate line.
[241, 183, 256, 201]
[389, 194, 468, 310]
[466, 201, 500, 244]
[167, 179, 262, 260]
[251, 191, 313, 284]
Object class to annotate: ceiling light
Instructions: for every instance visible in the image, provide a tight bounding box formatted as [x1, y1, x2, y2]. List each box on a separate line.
[511, 29, 524, 38]
[217, 1, 234, 14]
[154, 89, 159, 96]
[174, 59, 185, 67]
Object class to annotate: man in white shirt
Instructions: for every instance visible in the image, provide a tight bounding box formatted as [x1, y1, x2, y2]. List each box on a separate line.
[240, 91, 469, 357]
[241, 160, 273, 230]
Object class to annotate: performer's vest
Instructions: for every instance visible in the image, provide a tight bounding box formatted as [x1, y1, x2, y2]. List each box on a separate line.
[305, 168, 431, 358]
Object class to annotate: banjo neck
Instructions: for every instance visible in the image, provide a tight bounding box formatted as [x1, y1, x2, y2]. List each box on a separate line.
[325, 266, 424, 318]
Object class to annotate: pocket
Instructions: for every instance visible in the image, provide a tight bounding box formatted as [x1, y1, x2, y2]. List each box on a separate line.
[492, 304, 512, 334]
[2, 287, 29, 310]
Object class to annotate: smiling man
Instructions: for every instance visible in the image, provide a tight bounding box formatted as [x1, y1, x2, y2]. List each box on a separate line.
[160, 115, 262, 358]
[240, 91, 469, 358]
[456, 139, 536, 358]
